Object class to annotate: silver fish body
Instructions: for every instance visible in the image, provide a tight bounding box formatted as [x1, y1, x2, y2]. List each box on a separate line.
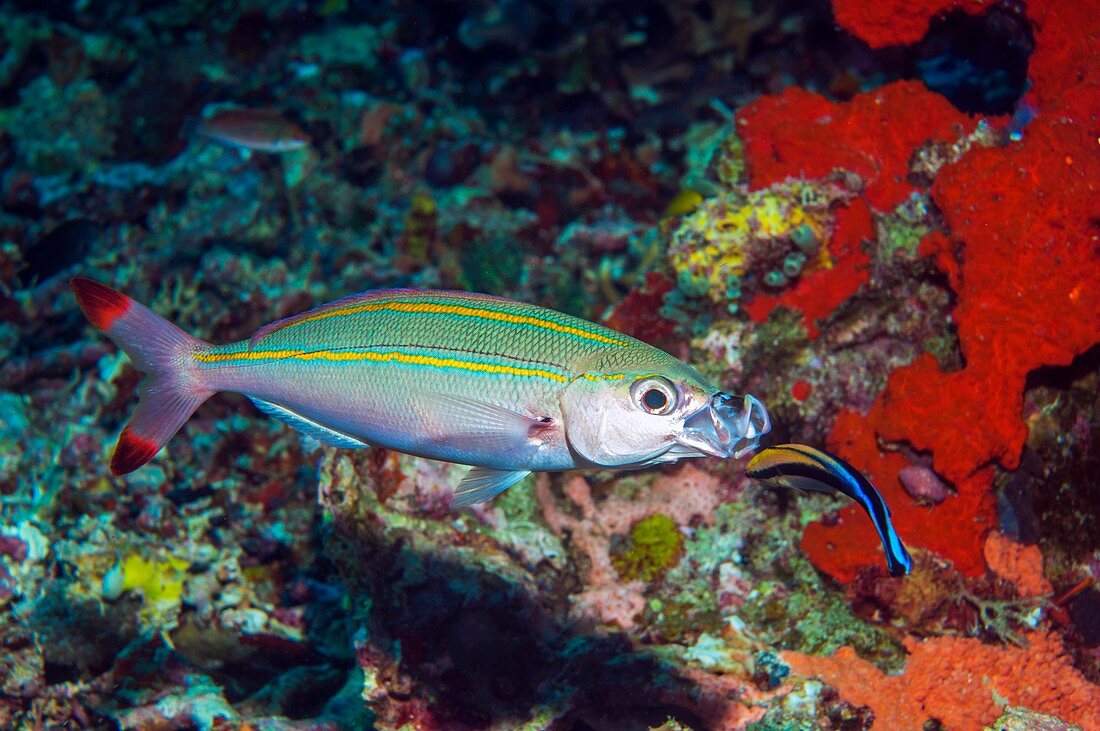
[71, 280, 771, 505]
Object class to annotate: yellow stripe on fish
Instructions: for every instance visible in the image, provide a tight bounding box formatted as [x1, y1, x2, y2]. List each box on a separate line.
[195, 347, 570, 382]
[257, 298, 632, 347]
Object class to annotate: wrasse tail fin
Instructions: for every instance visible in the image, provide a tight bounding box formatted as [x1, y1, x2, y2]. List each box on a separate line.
[746, 443, 913, 577]
[71, 278, 214, 475]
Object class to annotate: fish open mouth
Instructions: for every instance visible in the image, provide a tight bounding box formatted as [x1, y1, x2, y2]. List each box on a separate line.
[679, 392, 771, 459]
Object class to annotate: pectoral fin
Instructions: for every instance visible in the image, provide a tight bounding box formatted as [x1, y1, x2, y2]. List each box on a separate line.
[746, 444, 913, 577]
[451, 468, 530, 507]
[771, 474, 836, 495]
[421, 393, 554, 455]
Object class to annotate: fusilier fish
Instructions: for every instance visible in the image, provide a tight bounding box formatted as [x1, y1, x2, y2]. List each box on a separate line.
[71, 278, 771, 506]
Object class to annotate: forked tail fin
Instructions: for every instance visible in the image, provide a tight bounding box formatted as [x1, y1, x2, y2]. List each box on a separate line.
[71, 278, 214, 475]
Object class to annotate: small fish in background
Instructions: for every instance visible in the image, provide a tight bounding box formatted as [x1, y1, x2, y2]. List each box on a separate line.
[662, 187, 704, 218]
[192, 108, 310, 153]
[746, 444, 913, 577]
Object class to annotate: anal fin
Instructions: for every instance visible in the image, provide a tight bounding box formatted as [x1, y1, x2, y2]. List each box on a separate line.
[451, 468, 530, 507]
[247, 396, 369, 449]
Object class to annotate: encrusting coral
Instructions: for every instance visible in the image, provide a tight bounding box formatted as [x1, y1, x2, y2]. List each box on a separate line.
[983, 531, 1053, 599]
[739, 0, 1100, 582]
[536, 465, 725, 630]
[784, 631, 1100, 730]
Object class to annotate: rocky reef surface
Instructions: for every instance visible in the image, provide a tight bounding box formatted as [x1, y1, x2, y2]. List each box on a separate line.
[1, 0, 1097, 729]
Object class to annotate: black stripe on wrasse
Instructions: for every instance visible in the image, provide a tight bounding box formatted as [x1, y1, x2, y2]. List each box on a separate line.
[747, 444, 913, 577]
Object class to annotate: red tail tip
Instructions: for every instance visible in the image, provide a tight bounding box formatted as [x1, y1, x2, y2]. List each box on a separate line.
[71, 277, 130, 331]
[111, 427, 159, 475]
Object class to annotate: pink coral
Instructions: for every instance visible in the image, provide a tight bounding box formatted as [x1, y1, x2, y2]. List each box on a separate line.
[536, 464, 725, 629]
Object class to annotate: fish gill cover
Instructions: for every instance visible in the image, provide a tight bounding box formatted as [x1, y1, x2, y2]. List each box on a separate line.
[0, 0, 1098, 730]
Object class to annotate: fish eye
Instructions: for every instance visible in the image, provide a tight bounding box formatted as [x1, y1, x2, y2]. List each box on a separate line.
[631, 377, 678, 415]
[644, 389, 667, 410]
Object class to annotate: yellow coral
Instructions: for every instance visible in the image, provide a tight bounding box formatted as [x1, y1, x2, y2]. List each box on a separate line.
[118, 553, 189, 606]
[667, 179, 846, 304]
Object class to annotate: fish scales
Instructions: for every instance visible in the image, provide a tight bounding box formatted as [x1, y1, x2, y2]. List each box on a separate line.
[249, 289, 631, 363]
[193, 290, 657, 471]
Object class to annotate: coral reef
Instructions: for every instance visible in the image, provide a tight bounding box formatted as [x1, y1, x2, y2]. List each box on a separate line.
[667, 178, 851, 316]
[317, 450, 776, 729]
[983, 531, 1053, 600]
[795, 0, 1100, 583]
[1, 0, 1097, 727]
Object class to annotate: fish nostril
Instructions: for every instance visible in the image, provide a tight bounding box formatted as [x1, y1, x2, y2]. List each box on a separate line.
[713, 392, 744, 412]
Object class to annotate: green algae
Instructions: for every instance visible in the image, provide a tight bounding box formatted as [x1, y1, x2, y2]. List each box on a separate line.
[641, 594, 724, 640]
[683, 489, 906, 670]
[0, 12, 50, 87]
[740, 549, 905, 671]
[874, 194, 933, 265]
[459, 231, 525, 295]
[1025, 366, 1100, 559]
[611, 513, 685, 583]
[296, 22, 393, 70]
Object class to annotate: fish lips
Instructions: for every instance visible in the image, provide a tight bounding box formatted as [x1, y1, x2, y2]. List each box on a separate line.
[679, 393, 771, 459]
